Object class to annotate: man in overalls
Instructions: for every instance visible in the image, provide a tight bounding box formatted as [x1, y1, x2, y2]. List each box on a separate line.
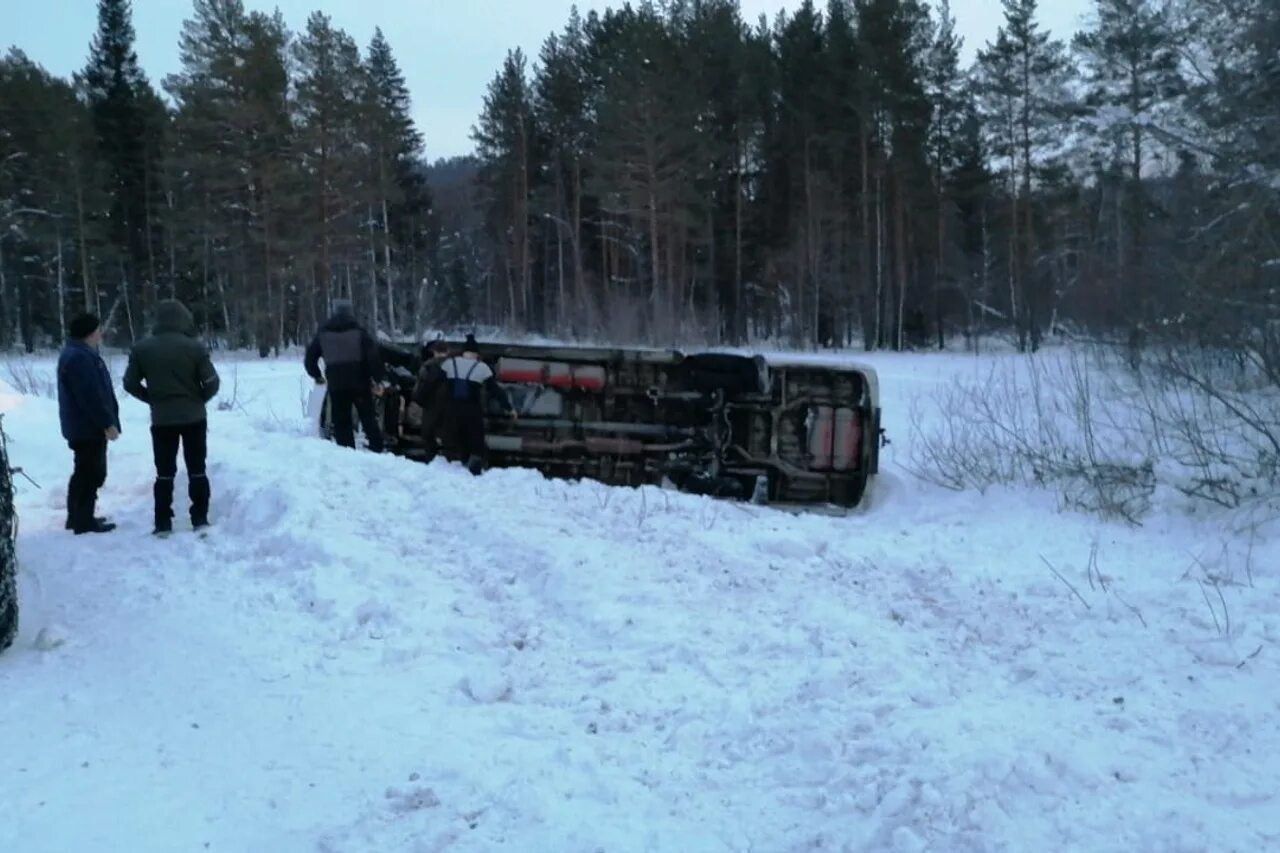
[439, 335, 516, 475]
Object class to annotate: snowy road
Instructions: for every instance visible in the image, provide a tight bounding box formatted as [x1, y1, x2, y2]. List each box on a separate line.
[1, 348, 1277, 852]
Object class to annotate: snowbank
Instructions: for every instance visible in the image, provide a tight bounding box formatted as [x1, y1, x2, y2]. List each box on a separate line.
[0, 349, 1276, 852]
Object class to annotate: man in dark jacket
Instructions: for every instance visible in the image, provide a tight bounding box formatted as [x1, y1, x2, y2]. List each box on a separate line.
[411, 338, 451, 463]
[57, 313, 120, 534]
[439, 334, 516, 475]
[123, 300, 221, 535]
[304, 298, 386, 452]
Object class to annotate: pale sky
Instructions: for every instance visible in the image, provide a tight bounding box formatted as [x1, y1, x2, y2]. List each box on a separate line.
[4, 0, 1092, 159]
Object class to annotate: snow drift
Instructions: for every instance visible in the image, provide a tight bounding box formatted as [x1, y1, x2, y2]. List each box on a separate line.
[0, 349, 1276, 852]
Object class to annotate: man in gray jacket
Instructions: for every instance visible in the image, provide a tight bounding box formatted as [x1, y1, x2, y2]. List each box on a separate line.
[123, 300, 220, 535]
[303, 298, 386, 452]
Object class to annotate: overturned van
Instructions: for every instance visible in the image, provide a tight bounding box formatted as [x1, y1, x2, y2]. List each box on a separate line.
[314, 341, 884, 510]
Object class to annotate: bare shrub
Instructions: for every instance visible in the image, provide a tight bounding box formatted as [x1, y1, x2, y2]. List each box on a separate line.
[214, 364, 260, 415]
[215, 364, 240, 412]
[905, 380, 1021, 492]
[1128, 340, 1280, 510]
[3, 361, 55, 399]
[907, 348, 1156, 524]
[911, 331, 1280, 523]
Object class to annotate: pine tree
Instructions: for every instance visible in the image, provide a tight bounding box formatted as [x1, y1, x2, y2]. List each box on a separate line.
[241, 10, 294, 352]
[1170, 0, 1280, 349]
[674, 0, 768, 345]
[948, 100, 994, 347]
[293, 12, 367, 325]
[534, 12, 593, 331]
[976, 0, 1074, 350]
[584, 3, 694, 340]
[764, 0, 829, 345]
[0, 51, 105, 347]
[853, 0, 934, 350]
[363, 28, 428, 334]
[163, 0, 295, 346]
[472, 49, 535, 327]
[820, 0, 865, 347]
[444, 252, 472, 326]
[423, 156, 482, 328]
[924, 0, 966, 347]
[82, 0, 166, 337]
[1074, 0, 1184, 328]
[164, 0, 248, 337]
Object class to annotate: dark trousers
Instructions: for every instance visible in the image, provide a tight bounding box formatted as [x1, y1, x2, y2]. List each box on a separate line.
[441, 408, 485, 474]
[330, 390, 384, 452]
[383, 391, 402, 446]
[66, 439, 107, 530]
[420, 410, 444, 463]
[152, 420, 209, 528]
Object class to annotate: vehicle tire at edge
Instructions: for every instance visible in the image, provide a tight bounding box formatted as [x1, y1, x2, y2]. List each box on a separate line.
[0, 416, 18, 654]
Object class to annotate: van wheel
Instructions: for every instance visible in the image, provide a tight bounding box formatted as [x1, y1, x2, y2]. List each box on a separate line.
[1, 422, 17, 655]
[0, 594, 16, 654]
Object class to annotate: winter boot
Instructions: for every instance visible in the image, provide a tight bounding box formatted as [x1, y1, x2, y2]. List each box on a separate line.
[65, 493, 107, 530]
[74, 519, 116, 535]
[154, 476, 175, 536]
[189, 473, 210, 529]
[70, 491, 114, 534]
[72, 504, 115, 534]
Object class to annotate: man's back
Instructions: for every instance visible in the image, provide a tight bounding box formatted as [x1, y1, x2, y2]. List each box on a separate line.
[124, 300, 219, 426]
[318, 318, 365, 365]
[440, 355, 494, 404]
[305, 301, 383, 393]
[413, 353, 448, 404]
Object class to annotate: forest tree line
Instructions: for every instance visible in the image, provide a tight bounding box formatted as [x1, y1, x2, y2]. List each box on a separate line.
[0, 0, 433, 353]
[1, 0, 1277, 354]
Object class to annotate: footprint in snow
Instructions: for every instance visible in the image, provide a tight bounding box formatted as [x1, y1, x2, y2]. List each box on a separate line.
[385, 785, 441, 814]
[755, 536, 813, 561]
[462, 666, 512, 703]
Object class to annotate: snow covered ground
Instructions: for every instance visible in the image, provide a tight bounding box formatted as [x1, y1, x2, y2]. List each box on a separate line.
[0, 346, 1277, 852]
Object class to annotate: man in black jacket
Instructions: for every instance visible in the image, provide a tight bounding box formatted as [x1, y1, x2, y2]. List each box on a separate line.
[124, 300, 221, 535]
[411, 338, 451, 463]
[57, 313, 121, 534]
[304, 299, 386, 452]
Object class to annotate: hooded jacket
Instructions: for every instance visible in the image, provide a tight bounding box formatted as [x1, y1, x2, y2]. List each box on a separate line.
[123, 300, 221, 426]
[304, 302, 385, 393]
